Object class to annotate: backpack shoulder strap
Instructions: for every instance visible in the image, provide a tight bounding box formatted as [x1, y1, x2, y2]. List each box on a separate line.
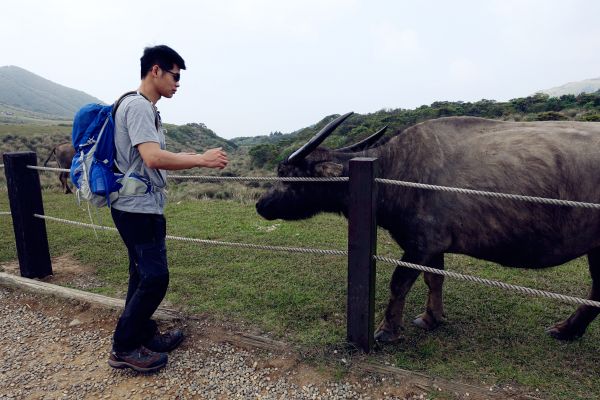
[136, 91, 160, 130]
[112, 91, 159, 130]
[111, 91, 139, 119]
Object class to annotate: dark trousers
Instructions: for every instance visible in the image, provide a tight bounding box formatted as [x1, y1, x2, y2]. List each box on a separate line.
[111, 208, 169, 352]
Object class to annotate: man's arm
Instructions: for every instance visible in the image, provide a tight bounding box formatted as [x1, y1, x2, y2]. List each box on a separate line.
[137, 142, 228, 170]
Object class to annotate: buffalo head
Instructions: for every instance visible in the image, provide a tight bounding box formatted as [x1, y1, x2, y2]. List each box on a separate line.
[256, 112, 387, 221]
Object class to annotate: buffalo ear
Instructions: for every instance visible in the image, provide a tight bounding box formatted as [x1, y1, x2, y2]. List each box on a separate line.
[314, 162, 344, 177]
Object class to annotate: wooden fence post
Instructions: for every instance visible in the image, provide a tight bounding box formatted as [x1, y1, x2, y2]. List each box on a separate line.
[3, 152, 52, 278]
[347, 157, 378, 353]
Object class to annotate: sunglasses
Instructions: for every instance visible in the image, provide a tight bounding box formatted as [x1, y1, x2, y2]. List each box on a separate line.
[163, 69, 180, 82]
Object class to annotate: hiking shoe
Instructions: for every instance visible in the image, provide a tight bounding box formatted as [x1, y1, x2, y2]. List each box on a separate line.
[144, 329, 185, 353]
[108, 346, 167, 372]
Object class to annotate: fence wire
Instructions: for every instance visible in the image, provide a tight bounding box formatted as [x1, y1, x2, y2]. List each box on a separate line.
[27, 165, 69, 173]
[376, 178, 600, 209]
[375, 255, 600, 308]
[34, 214, 347, 256]
[169, 174, 348, 183]
[28, 166, 348, 183]
[0, 211, 11, 216]
[34, 213, 599, 309]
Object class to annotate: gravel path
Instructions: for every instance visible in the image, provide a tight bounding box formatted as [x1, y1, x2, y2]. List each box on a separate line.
[0, 287, 433, 400]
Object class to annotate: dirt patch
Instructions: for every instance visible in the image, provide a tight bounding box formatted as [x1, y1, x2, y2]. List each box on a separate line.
[0, 254, 103, 290]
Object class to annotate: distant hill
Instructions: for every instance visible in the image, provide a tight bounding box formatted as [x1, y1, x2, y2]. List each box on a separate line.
[0, 65, 103, 122]
[242, 91, 600, 168]
[0, 65, 237, 153]
[234, 78, 600, 151]
[231, 131, 295, 147]
[165, 122, 238, 153]
[538, 77, 600, 97]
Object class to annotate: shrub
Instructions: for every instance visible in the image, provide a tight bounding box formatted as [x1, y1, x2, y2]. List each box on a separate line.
[583, 113, 600, 122]
[535, 111, 568, 121]
[249, 144, 279, 168]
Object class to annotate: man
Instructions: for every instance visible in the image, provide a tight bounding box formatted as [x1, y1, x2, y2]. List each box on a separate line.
[107, 45, 228, 372]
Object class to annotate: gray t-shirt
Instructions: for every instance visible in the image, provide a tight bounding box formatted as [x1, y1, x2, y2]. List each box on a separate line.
[112, 93, 167, 214]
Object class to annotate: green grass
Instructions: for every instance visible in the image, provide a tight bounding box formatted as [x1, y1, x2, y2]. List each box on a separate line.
[0, 124, 72, 138]
[1, 190, 599, 399]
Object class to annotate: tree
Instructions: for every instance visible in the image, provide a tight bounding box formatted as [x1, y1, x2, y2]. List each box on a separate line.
[249, 144, 279, 168]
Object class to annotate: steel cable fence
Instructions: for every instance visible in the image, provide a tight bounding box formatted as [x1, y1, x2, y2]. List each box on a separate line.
[34, 214, 347, 257]
[375, 178, 600, 209]
[375, 255, 600, 308]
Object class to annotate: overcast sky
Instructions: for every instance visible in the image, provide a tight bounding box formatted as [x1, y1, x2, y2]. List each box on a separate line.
[2, 0, 600, 139]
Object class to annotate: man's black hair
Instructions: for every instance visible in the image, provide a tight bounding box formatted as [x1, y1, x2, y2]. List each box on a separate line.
[140, 45, 186, 79]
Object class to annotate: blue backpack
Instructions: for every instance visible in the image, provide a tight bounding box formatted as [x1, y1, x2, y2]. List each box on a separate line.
[70, 91, 136, 207]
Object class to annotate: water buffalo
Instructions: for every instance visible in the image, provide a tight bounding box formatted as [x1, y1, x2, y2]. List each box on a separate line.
[256, 113, 600, 342]
[43, 142, 75, 194]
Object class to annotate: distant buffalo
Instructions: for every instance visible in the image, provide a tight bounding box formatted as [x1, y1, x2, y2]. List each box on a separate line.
[43, 142, 75, 194]
[257, 114, 600, 342]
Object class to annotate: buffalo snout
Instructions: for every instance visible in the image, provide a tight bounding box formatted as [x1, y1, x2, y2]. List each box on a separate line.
[255, 197, 277, 220]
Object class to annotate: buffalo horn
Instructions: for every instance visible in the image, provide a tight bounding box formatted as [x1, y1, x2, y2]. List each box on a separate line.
[287, 112, 354, 163]
[335, 125, 388, 152]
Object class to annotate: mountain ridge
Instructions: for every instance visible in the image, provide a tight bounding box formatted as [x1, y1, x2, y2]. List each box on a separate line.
[538, 77, 600, 97]
[0, 66, 103, 119]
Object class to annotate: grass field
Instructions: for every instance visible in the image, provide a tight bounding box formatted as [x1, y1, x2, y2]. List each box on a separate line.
[0, 188, 599, 399]
[0, 123, 72, 138]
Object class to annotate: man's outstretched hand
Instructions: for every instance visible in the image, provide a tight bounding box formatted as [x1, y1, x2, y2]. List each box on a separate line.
[200, 147, 229, 169]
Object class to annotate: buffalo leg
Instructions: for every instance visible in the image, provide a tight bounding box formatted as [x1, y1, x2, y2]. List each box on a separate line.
[375, 252, 438, 343]
[60, 172, 72, 194]
[546, 248, 600, 340]
[413, 254, 445, 330]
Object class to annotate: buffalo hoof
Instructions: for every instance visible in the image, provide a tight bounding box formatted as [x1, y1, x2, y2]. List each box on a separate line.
[412, 313, 442, 331]
[545, 325, 583, 341]
[374, 329, 402, 344]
